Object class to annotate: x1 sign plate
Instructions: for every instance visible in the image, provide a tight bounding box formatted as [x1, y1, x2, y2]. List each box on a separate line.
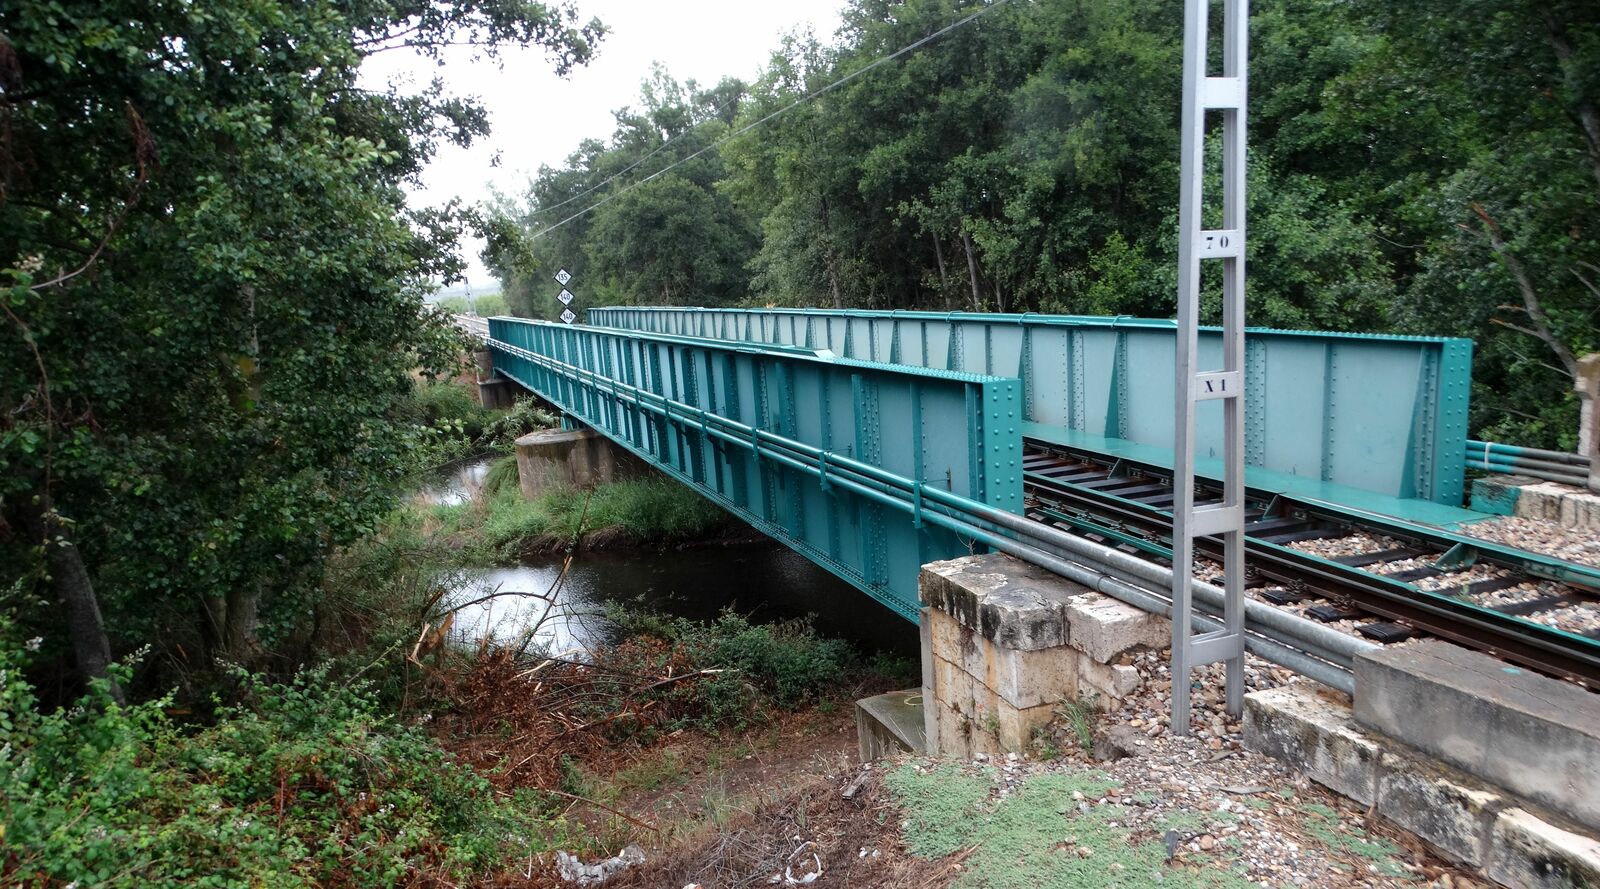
[557, 289, 574, 305]
[560, 308, 576, 324]
[554, 268, 572, 286]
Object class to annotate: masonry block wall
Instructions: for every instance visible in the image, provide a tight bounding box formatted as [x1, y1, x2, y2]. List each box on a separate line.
[919, 553, 1170, 758]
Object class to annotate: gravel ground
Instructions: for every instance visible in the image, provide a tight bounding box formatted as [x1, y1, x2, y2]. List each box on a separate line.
[1277, 526, 1600, 638]
[990, 653, 1477, 888]
[1459, 516, 1600, 568]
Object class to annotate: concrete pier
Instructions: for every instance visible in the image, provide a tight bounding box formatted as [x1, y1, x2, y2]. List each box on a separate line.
[514, 425, 638, 498]
[477, 377, 515, 409]
[1246, 682, 1600, 888]
[1245, 641, 1600, 888]
[1471, 475, 1600, 529]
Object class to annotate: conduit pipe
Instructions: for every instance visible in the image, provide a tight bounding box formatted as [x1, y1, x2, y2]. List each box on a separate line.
[1468, 440, 1589, 467]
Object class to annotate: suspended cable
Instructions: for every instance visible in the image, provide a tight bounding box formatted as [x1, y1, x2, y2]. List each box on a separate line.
[528, 0, 1019, 240]
[530, 85, 750, 217]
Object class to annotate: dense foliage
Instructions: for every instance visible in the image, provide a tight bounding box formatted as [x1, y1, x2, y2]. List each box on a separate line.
[486, 0, 1600, 447]
[0, 1, 601, 689]
[0, 625, 570, 887]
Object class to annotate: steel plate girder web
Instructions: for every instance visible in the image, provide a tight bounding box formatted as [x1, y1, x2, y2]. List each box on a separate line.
[491, 319, 1368, 689]
[484, 319, 1385, 690]
[485, 317, 1023, 619]
[590, 307, 1474, 506]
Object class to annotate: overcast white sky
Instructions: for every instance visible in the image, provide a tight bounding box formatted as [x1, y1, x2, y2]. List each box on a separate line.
[360, 1, 846, 288]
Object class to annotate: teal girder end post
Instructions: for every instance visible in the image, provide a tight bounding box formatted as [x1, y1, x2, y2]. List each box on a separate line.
[1432, 337, 1474, 506]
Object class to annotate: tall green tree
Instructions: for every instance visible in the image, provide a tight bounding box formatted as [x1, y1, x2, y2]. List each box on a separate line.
[0, 0, 602, 690]
[483, 0, 1598, 447]
[1333, 0, 1600, 445]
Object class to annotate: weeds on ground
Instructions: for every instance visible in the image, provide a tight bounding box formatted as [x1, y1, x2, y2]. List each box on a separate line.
[604, 608, 859, 728]
[1057, 695, 1100, 751]
[1299, 801, 1414, 877]
[887, 760, 1259, 889]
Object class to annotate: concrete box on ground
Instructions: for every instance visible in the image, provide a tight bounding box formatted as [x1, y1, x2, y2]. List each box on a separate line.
[1354, 640, 1600, 834]
[856, 690, 926, 761]
[1245, 683, 1600, 888]
[919, 554, 1167, 758]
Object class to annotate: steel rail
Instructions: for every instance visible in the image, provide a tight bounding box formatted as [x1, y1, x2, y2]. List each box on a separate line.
[1020, 445, 1600, 689]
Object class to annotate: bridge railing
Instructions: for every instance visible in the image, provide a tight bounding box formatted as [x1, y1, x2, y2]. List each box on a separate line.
[486, 316, 1022, 619]
[590, 307, 1474, 506]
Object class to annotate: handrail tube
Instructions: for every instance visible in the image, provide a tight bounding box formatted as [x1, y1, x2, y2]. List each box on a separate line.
[1471, 466, 1589, 486]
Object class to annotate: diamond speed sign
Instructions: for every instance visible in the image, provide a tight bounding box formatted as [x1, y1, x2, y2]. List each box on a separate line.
[557, 289, 574, 305]
[559, 308, 576, 324]
[554, 268, 572, 286]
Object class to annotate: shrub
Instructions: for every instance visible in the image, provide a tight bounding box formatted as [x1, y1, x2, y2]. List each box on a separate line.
[0, 631, 561, 888]
[411, 379, 492, 440]
[601, 609, 859, 731]
[441, 477, 731, 558]
[479, 398, 558, 450]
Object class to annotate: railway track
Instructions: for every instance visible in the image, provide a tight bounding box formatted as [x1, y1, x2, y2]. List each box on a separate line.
[1021, 439, 1600, 690]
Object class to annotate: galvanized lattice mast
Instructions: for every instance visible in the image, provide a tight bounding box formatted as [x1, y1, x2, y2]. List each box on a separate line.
[1171, 0, 1248, 734]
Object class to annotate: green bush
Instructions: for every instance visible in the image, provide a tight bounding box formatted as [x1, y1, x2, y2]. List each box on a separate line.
[479, 398, 558, 450]
[0, 633, 564, 887]
[433, 293, 507, 317]
[411, 380, 493, 440]
[603, 609, 859, 731]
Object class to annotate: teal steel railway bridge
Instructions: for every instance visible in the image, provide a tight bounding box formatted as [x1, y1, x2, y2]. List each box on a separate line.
[478, 308, 1600, 690]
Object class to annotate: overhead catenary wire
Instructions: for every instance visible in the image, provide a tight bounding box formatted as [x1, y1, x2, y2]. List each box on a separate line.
[527, 0, 1020, 241]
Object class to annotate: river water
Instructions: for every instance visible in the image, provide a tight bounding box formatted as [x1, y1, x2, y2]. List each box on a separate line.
[428, 459, 917, 658]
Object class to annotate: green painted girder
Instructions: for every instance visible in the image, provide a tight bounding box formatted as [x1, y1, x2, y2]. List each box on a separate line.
[589, 307, 1475, 508]
[485, 317, 1023, 620]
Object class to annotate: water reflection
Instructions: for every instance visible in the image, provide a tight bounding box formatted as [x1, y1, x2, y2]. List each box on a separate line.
[445, 545, 917, 658]
[424, 458, 918, 658]
[419, 458, 493, 506]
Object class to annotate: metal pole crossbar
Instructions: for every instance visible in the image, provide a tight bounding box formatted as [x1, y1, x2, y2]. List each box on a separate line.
[1171, 0, 1249, 733]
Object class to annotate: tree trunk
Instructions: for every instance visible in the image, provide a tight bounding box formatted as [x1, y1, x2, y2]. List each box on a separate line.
[1474, 204, 1580, 380]
[200, 585, 263, 666]
[819, 195, 844, 308]
[994, 280, 1005, 314]
[932, 234, 950, 309]
[961, 232, 983, 312]
[225, 586, 261, 661]
[1543, 12, 1600, 193]
[23, 506, 122, 704]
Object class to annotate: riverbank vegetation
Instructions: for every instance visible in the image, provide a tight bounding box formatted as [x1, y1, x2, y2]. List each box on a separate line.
[0, 1, 890, 882]
[484, 0, 1600, 449]
[429, 459, 735, 557]
[0, 601, 891, 886]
